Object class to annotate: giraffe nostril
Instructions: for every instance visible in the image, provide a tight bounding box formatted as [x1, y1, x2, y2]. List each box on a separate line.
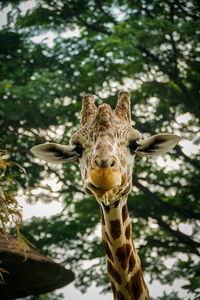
[92, 157, 119, 169]
[109, 158, 119, 170]
[110, 160, 116, 168]
[94, 160, 99, 167]
[92, 158, 101, 168]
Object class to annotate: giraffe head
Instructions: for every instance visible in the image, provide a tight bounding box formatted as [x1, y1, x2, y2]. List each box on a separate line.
[31, 91, 180, 206]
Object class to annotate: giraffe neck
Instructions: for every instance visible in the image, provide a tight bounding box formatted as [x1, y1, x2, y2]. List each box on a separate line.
[100, 198, 149, 300]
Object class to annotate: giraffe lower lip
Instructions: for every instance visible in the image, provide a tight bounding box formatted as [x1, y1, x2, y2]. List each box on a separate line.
[85, 181, 109, 197]
[84, 181, 119, 201]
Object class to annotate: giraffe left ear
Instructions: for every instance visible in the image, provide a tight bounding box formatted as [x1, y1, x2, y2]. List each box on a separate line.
[136, 134, 181, 157]
[30, 143, 79, 163]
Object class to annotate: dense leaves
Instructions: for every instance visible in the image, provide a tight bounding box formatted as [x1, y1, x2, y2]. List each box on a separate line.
[0, 0, 200, 299]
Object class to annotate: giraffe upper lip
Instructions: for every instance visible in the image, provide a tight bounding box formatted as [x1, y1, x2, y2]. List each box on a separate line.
[88, 167, 121, 191]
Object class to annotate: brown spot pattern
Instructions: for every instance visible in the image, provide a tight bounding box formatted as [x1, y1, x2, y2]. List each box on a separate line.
[116, 290, 126, 300]
[114, 199, 120, 208]
[107, 261, 121, 284]
[128, 253, 136, 273]
[96, 142, 103, 150]
[103, 202, 110, 213]
[102, 240, 114, 262]
[116, 244, 127, 270]
[125, 223, 131, 240]
[121, 159, 126, 168]
[110, 219, 121, 239]
[126, 269, 144, 299]
[122, 204, 128, 223]
[121, 174, 127, 185]
[107, 132, 115, 140]
[126, 243, 131, 257]
[116, 243, 131, 270]
[132, 269, 144, 298]
[111, 281, 117, 298]
[107, 144, 113, 151]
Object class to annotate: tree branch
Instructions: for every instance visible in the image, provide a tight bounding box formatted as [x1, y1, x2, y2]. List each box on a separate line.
[174, 0, 200, 21]
[142, 238, 199, 256]
[138, 46, 200, 120]
[143, 0, 154, 19]
[62, 3, 112, 35]
[94, 0, 118, 25]
[155, 215, 200, 253]
[132, 175, 200, 220]
[175, 145, 200, 169]
[132, 175, 200, 253]
[136, 176, 184, 190]
[169, 2, 180, 79]
[48, 167, 84, 194]
[75, 14, 111, 35]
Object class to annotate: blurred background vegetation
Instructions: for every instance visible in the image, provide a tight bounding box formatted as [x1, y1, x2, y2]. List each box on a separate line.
[0, 0, 200, 299]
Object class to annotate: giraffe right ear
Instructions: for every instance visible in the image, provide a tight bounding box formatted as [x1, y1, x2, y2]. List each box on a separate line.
[30, 143, 79, 163]
[136, 134, 181, 157]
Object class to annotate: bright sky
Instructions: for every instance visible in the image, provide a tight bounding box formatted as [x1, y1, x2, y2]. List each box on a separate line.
[1, 2, 198, 299]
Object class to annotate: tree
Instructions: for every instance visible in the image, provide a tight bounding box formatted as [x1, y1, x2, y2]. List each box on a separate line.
[0, 0, 199, 298]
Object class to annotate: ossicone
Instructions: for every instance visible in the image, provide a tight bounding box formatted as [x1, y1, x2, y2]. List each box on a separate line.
[115, 90, 131, 123]
[81, 94, 97, 126]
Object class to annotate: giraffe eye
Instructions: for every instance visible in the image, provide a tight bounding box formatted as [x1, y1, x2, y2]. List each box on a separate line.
[129, 140, 140, 155]
[74, 143, 84, 157]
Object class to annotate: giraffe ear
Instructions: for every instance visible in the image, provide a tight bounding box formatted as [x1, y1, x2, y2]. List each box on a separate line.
[30, 143, 79, 163]
[136, 134, 181, 157]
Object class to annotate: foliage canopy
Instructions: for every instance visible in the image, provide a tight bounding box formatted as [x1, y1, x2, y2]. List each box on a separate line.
[0, 0, 200, 298]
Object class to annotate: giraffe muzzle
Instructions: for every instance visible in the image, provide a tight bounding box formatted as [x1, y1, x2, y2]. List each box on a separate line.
[88, 167, 121, 191]
[84, 157, 121, 202]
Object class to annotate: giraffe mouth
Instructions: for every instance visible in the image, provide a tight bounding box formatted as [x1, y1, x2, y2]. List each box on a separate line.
[84, 181, 119, 205]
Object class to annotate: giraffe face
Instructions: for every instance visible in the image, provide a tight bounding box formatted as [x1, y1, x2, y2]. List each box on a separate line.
[70, 103, 141, 206]
[30, 91, 180, 206]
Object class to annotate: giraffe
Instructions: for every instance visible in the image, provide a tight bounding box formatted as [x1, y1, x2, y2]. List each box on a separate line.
[30, 91, 180, 300]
